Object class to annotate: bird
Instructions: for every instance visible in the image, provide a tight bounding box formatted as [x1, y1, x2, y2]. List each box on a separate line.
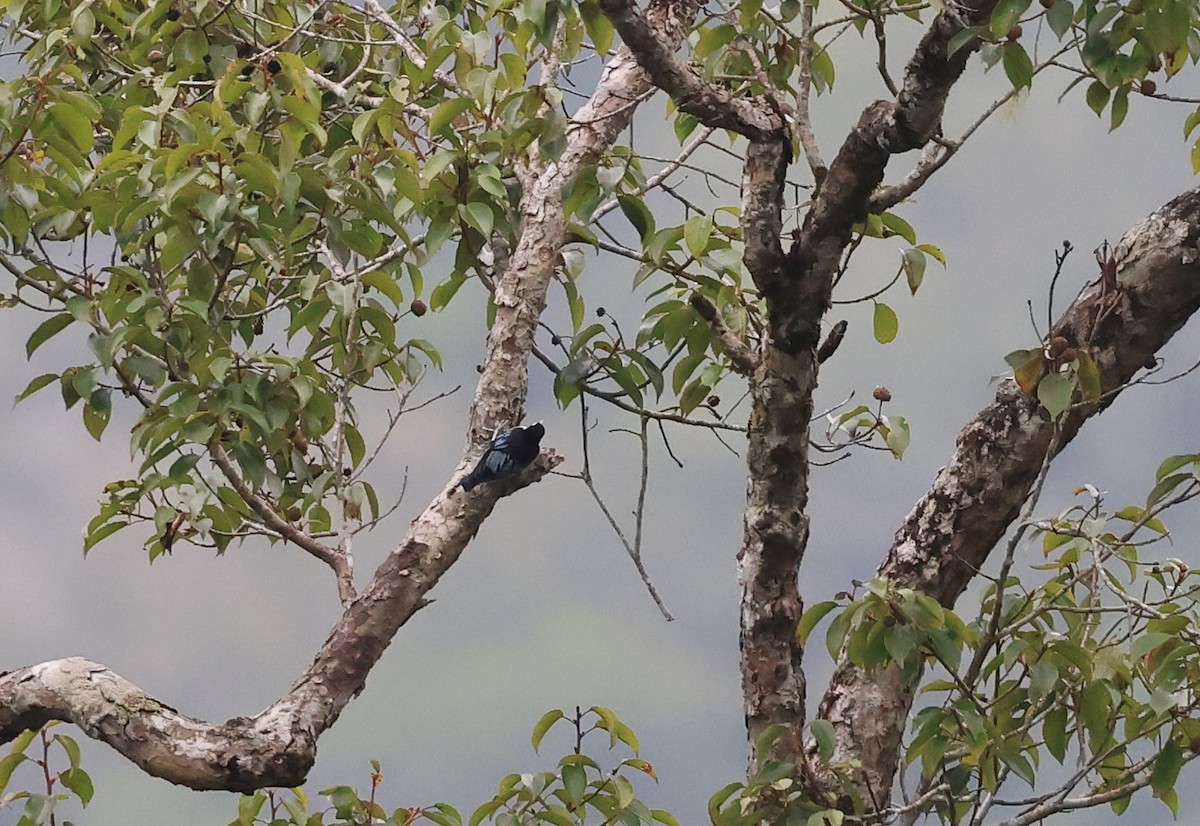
[456, 422, 546, 492]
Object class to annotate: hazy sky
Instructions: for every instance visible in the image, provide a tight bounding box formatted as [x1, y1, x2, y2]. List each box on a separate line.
[3, 13, 1200, 826]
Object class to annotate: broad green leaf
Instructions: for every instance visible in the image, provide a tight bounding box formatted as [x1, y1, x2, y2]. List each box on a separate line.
[47, 102, 94, 153]
[429, 98, 474, 138]
[59, 767, 94, 807]
[1074, 350, 1101, 401]
[1046, 0, 1074, 38]
[53, 734, 81, 770]
[1044, 705, 1068, 763]
[880, 212, 916, 244]
[561, 763, 586, 805]
[1002, 42, 1034, 90]
[25, 314, 74, 359]
[15, 372, 58, 402]
[809, 719, 835, 761]
[873, 302, 898, 343]
[902, 248, 926, 294]
[1037, 372, 1073, 419]
[531, 709, 564, 753]
[617, 195, 655, 242]
[1151, 737, 1183, 802]
[0, 752, 28, 795]
[684, 214, 713, 259]
[1086, 81, 1110, 116]
[916, 243, 946, 266]
[1156, 453, 1200, 481]
[882, 415, 910, 458]
[796, 600, 838, 645]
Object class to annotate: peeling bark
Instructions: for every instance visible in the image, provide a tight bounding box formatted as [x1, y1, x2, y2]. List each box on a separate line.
[817, 187, 1200, 812]
[0, 0, 704, 791]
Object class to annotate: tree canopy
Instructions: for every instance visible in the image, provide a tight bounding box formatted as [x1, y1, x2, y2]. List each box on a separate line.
[4, 0, 1200, 824]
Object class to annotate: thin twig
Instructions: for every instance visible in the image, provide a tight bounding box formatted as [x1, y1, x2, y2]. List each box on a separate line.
[577, 400, 674, 620]
[209, 438, 356, 604]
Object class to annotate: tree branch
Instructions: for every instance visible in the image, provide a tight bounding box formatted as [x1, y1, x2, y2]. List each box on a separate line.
[208, 437, 357, 606]
[0, 0, 706, 792]
[689, 294, 757, 375]
[817, 186, 1200, 811]
[597, 0, 785, 140]
[736, 0, 999, 781]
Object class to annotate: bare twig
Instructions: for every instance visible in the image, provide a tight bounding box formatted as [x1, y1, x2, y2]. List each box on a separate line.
[576, 401, 674, 620]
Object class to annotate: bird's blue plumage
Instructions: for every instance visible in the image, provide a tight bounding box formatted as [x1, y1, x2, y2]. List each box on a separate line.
[457, 422, 545, 491]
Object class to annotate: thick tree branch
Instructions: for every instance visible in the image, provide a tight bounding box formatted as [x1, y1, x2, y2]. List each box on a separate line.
[0, 0, 705, 792]
[597, 0, 785, 140]
[735, 0, 999, 781]
[0, 455, 559, 790]
[817, 186, 1200, 812]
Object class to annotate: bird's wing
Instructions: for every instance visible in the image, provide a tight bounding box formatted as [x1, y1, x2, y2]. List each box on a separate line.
[483, 447, 515, 475]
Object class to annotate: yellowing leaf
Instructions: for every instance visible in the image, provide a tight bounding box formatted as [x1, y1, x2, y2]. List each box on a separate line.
[873, 302, 898, 343]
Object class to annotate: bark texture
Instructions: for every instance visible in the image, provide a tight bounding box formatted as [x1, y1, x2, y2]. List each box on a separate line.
[603, 0, 998, 779]
[818, 187, 1200, 811]
[0, 0, 703, 791]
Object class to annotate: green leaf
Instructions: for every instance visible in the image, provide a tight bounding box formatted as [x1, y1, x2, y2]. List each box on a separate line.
[0, 752, 28, 795]
[1086, 81, 1110, 116]
[59, 767, 94, 807]
[882, 414, 910, 458]
[25, 314, 75, 359]
[989, 0, 1031, 38]
[873, 302, 898, 344]
[561, 763, 586, 805]
[707, 782, 744, 821]
[684, 214, 713, 259]
[1156, 453, 1200, 482]
[1151, 737, 1183, 801]
[902, 248, 926, 294]
[1109, 85, 1129, 131]
[48, 102, 95, 153]
[797, 601, 838, 645]
[430, 273, 467, 311]
[531, 709, 564, 753]
[617, 195, 655, 242]
[580, 0, 615, 55]
[83, 389, 112, 441]
[54, 734, 81, 770]
[1037, 371, 1073, 419]
[880, 212, 916, 244]
[651, 809, 682, 826]
[15, 372, 58, 403]
[429, 98, 473, 138]
[1044, 705, 1068, 763]
[1002, 41, 1034, 89]
[1046, 0, 1074, 38]
[809, 719, 835, 761]
[1074, 350, 1101, 401]
[469, 798, 504, 826]
[423, 803, 464, 826]
[916, 243, 946, 266]
[460, 201, 494, 237]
